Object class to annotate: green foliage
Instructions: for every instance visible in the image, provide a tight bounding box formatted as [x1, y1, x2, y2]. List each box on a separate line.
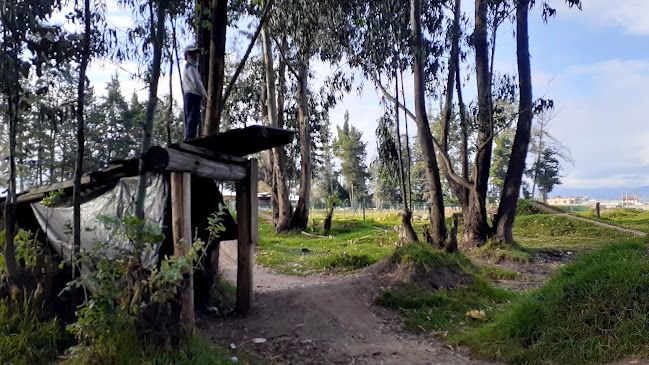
[333, 112, 370, 204]
[42, 189, 65, 207]
[64, 211, 224, 360]
[97, 214, 165, 263]
[489, 132, 513, 203]
[457, 240, 649, 364]
[0, 298, 72, 365]
[526, 148, 562, 201]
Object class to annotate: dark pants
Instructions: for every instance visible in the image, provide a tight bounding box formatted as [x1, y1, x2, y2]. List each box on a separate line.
[184, 92, 202, 140]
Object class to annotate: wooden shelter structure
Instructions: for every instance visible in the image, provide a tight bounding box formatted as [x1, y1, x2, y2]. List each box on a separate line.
[1, 125, 294, 327]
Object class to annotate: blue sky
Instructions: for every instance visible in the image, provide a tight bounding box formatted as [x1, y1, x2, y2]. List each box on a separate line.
[80, 0, 649, 193]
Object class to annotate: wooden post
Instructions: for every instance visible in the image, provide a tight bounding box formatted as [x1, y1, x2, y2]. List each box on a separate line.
[235, 158, 257, 314]
[171, 172, 194, 337]
[596, 202, 600, 218]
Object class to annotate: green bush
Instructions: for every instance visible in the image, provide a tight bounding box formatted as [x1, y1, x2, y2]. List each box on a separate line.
[458, 240, 649, 364]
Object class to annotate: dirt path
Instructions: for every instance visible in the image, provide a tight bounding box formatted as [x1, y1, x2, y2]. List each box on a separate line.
[199, 240, 498, 365]
[530, 202, 647, 237]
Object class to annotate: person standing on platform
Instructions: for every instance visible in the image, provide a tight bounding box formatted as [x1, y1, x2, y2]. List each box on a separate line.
[182, 46, 208, 140]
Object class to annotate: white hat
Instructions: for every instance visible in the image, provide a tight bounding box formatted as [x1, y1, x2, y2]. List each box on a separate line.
[184, 45, 201, 55]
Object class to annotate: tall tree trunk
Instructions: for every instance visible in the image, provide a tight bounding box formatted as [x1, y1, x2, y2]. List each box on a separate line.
[494, 0, 533, 243]
[438, 0, 463, 252]
[3, 91, 19, 282]
[72, 0, 91, 278]
[410, 0, 446, 247]
[203, 0, 227, 135]
[166, 59, 174, 145]
[290, 61, 311, 230]
[394, 67, 418, 243]
[135, 0, 168, 220]
[261, 27, 291, 232]
[460, 0, 493, 249]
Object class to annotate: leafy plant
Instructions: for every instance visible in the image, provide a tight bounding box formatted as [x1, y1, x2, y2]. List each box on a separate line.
[63, 209, 226, 359]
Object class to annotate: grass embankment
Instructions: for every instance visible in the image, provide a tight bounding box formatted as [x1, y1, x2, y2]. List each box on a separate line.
[456, 239, 649, 364]
[513, 214, 636, 250]
[257, 215, 402, 274]
[375, 244, 516, 333]
[579, 208, 649, 234]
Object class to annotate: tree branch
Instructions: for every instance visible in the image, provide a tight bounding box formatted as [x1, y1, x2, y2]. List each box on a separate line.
[373, 75, 475, 192]
[222, 0, 275, 104]
[271, 34, 299, 78]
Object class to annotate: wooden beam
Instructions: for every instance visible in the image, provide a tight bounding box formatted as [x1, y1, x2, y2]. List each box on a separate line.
[235, 158, 257, 314]
[171, 172, 194, 338]
[143, 146, 247, 181]
[172, 142, 247, 164]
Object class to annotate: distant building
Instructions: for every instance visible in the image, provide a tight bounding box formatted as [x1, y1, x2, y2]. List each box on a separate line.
[622, 195, 639, 204]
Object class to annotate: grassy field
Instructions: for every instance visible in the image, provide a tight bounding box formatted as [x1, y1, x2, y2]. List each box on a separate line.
[258, 204, 636, 274]
[257, 215, 402, 274]
[578, 208, 649, 234]
[513, 214, 637, 249]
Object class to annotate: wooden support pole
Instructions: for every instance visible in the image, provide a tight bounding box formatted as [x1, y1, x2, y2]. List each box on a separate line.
[171, 172, 194, 337]
[596, 202, 600, 218]
[235, 158, 257, 314]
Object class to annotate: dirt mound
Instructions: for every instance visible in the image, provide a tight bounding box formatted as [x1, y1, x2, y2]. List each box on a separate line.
[376, 256, 475, 290]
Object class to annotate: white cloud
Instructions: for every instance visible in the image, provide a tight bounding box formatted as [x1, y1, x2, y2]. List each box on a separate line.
[546, 59, 649, 189]
[558, 0, 649, 35]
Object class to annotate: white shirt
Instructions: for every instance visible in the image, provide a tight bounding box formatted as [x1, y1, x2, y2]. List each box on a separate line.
[182, 63, 208, 99]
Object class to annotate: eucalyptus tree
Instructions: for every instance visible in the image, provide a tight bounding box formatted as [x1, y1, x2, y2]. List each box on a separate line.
[348, 0, 450, 248]
[127, 0, 176, 219]
[0, 0, 76, 282]
[376, 113, 418, 242]
[493, 0, 581, 243]
[261, 0, 355, 230]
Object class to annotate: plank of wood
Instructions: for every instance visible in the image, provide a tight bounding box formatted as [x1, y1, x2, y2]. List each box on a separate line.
[171, 172, 195, 338]
[235, 159, 257, 314]
[172, 143, 247, 164]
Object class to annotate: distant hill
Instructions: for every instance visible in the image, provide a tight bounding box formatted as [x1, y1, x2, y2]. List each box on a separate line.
[550, 186, 649, 202]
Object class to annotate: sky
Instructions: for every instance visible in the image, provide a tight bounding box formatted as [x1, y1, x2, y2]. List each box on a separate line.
[77, 0, 649, 195]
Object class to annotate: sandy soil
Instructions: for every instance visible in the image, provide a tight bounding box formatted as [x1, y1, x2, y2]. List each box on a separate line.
[199, 240, 498, 365]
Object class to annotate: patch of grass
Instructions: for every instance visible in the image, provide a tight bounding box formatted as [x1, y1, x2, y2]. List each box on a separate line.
[321, 252, 373, 271]
[376, 244, 515, 334]
[516, 199, 546, 216]
[0, 299, 72, 365]
[210, 274, 237, 311]
[470, 239, 533, 263]
[257, 217, 400, 274]
[455, 239, 649, 365]
[513, 214, 636, 249]
[478, 265, 519, 280]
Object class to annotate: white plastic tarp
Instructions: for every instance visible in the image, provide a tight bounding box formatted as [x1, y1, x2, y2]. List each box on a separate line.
[31, 174, 168, 267]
